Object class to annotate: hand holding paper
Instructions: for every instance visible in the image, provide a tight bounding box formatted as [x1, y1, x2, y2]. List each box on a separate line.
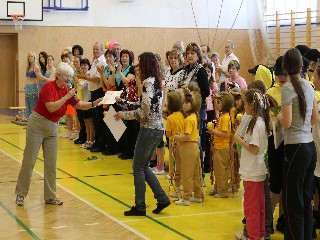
[98, 91, 123, 105]
[103, 106, 126, 142]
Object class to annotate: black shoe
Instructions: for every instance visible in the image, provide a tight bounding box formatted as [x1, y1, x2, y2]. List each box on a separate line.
[119, 154, 133, 160]
[124, 206, 146, 216]
[90, 147, 104, 152]
[152, 201, 171, 214]
[87, 144, 96, 151]
[276, 214, 285, 233]
[74, 139, 85, 144]
[102, 150, 115, 156]
[149, 160, 157, 168]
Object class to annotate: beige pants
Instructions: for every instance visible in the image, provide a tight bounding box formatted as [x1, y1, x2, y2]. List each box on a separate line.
[179, 142, 203, 200]
[213, 147, 230, 197]
[172, 144, 181, 188]
[15, 111, 59, 200]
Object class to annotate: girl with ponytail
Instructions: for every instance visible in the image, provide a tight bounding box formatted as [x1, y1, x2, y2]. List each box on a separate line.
[234, 89, 270, 240]
[277, 48, 318, 239]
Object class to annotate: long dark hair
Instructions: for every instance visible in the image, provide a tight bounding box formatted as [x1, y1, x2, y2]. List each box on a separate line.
[283, 48, 306, 121]
[39, 51, 48, 75]
[245, 89, 271, 135]
[138, 52, 161, 84]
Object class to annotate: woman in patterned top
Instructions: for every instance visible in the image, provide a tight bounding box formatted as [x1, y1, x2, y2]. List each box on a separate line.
[114, 52, 170, 216]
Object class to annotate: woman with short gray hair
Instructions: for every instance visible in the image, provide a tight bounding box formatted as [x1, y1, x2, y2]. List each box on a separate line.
[15, 62, 102, 206]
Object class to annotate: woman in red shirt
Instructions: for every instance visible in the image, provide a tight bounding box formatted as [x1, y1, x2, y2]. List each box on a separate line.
[15, 62, 102, 206]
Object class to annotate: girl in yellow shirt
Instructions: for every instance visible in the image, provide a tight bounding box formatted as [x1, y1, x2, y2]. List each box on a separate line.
[174, 88, 204, 206]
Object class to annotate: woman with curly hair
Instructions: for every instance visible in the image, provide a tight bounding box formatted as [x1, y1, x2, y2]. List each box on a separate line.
[114, 52, 170, 216]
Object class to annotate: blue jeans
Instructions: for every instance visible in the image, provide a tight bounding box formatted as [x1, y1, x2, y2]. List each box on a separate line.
[25, 84, 38, 119]
[133, 127, 169, 211]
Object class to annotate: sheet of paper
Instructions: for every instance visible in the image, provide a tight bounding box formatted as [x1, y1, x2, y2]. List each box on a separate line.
[103, 105, 127, 142]
[98, 91, 123, 105]
[96, 54, 107, 68]
[272, 121, 284, 149]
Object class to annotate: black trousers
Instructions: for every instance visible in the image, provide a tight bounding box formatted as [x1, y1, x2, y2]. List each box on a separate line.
[76, 109, 87, 142]
[91, 88, 107, 150]
[282, 142, 316, 240]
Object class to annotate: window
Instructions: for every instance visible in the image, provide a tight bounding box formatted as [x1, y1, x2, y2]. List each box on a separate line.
[265, 0, 317, 26]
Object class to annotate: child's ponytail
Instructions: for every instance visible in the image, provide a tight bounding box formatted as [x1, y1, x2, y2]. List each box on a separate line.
[245, 89, 271, 135]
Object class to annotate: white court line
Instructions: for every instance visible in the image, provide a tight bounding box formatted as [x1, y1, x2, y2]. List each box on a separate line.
[51, 226, 67, 229]
[122, 209, 243, 223]
[0, 149, 149, 240]
[84, 222, 99, 226]
[19, 229, 35, 232]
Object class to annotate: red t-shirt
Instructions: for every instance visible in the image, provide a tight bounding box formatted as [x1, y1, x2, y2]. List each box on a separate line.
[33, 81, 78, 122]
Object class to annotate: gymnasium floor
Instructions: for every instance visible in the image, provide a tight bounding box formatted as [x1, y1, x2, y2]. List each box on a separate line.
[0, 112, 285, 239]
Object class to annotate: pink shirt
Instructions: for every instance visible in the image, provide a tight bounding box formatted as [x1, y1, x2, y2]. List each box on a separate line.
[226, 76, 247, 91]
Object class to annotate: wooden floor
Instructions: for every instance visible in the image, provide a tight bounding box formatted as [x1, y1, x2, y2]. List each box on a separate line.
[0, 113, 287, 240]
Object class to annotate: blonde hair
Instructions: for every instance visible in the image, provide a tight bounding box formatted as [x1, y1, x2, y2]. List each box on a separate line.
[26, 52, 37, 72]
[55, 62, 74, 79]
[169, 49, 184, 66]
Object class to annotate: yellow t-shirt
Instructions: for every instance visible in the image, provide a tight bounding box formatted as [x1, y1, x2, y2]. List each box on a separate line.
[183, 113, 199, 142]
[230, 107, 237, 127]
[165, 111, 185, 142]
[214, 112, 231, 149]
[266, 83, 282, 106]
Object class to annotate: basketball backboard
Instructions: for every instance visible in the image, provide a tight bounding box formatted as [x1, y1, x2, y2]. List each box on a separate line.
[0, 0, 43, 21]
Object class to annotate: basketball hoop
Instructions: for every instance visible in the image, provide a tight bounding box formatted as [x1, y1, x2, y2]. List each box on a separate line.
[11, 14, 25, 31]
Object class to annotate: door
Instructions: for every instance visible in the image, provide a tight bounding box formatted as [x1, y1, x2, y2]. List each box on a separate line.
[0, 34, 17, 108]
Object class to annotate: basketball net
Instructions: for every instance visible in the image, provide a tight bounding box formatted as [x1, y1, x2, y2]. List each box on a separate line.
[11, 14, 25, 31]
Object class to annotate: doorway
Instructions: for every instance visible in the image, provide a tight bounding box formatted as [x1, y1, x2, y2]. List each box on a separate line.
[0, 34, 18, 108]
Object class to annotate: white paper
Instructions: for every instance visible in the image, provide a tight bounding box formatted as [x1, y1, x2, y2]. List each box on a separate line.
[98, 91, 123, 105]
[96, 54, 107, 69]
[272, 121, 284, 149]
[103, 105, 127, 142]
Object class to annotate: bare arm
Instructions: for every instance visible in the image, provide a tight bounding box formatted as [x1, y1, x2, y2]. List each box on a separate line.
[45, 92, 73, 113]
[234, 134, 259, 155]
[208, 127, 227, 137]
[74, 98, 102, 110]
[84, 75, 100, 85]
[97, 66, 113, 89]
[277, 104, 292, 128]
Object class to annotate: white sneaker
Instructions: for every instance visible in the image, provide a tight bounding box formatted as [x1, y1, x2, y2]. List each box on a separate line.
[213, 193, 228, 198]
[81, 142, 89, 149]
[70, 132, 79, 140]
[166, 174, 172, 180]
[235, 232, 248, 240]
[153, 169, 165, 175]
[189, 196, 202, 203]
[175, 198, 190, 206]
[170, 191, 181, 198]
[61, 132, 72, 138]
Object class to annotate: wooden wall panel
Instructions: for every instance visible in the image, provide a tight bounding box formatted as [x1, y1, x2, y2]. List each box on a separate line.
[0, 25, 259, 106]
[0, 34, 16, 108]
